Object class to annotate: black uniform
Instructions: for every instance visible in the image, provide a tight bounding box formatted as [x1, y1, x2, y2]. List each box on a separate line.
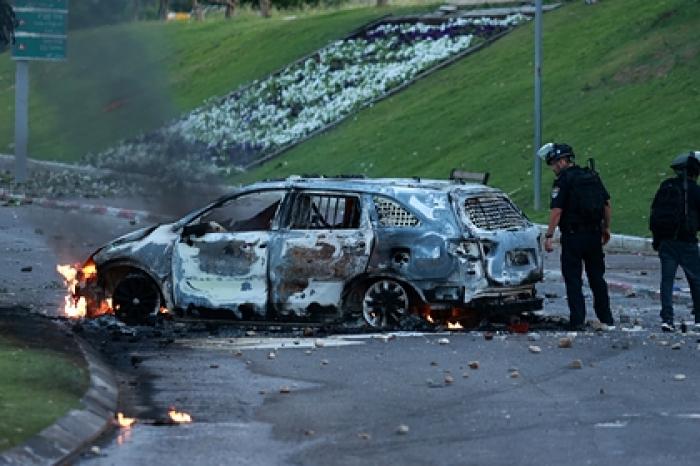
[550, 165, 614, 327]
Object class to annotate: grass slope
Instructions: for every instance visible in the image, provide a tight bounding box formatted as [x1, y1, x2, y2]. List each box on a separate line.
[0, 336, 86, 450]
[238, 0, 700, 236]
[0, 7, 421, 162]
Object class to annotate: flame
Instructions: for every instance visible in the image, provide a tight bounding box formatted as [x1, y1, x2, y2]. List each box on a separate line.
[447, 321, 464, 330]
[159, 306, 170, 315]
[168, 409, 192, 423]
[56, 262, 113, 319]
[116, 412, 136, 428]
[426, 314, 435, 324]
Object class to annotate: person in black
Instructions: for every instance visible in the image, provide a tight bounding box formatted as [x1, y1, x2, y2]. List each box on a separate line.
[538, 143, 614, 331]
[649, 151, 700, 332]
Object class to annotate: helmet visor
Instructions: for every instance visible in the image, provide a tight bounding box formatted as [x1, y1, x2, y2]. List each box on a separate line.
[537, 143, 555, 163]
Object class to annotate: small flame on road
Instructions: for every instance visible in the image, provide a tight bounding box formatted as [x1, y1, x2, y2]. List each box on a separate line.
[168, 409, 192, 423]
[116, 412, 136, 428]
[447, 321, 464, 330]
[56, 262, 112, 319]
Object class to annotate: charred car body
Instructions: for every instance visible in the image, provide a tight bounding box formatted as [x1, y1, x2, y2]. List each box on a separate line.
[77, 175, 544, 327]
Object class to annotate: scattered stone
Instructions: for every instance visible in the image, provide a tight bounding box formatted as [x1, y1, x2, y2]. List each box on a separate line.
[304, 350, 313, 355]
[259, 389, 266, 395]
[358, 432, 371, 440]
[233, 350, 243, 357]
[510, 371, 520, 378]
[90, 446, 102, 456]
[600, 388, 605, 395]
[396, 424, 410, 435]
[558, 337, 573, 348]
[304, 429, 315, 436]
[468, 361, 480, 369]
[245, 330, 256, 337]
[209, 364, 219, 369]
[314, 339, 326, 348]
[430, 361, 439, 366]
[437, 338, 450, 345]
[462, 372, 470, 378]
[279, 386, 291, 394]
[569, 359, 583, 369]
[320, 359, 329, 365]
[674, 374, 687, 381]
[444, 374, 454, 384]
[544, 292, 559, 299]
[659, 341, 669, 347]
[20, 266, 32, 272]
[484, 332, 494, 341]
[528, 345, 542, 354]
[268, 351, 277, 360]
[671, 342, 682, 350]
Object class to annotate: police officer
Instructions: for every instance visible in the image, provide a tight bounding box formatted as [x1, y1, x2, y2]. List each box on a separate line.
[649, 151, 700, 332]
[538, 143, 615, 331]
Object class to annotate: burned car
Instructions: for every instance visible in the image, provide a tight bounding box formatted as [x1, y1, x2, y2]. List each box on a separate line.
[75, 174, 544, 327]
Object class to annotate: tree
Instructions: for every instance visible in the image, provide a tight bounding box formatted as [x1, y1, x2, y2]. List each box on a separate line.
[1, 0, 17, 48]
[159, 0, 170, 19]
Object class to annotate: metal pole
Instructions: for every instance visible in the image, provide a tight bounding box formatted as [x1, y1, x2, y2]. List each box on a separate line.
[533, 0, 543, 210]
[14, 60, 29, 184]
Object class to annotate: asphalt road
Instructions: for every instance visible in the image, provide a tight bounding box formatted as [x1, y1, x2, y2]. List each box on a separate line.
[1, 201, 699, 466]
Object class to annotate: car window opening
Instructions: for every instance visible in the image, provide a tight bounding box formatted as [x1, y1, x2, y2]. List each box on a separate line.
[289, 194, 360, 229]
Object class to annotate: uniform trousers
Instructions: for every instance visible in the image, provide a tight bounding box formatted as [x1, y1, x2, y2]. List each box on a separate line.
[560, 230, 613, 326]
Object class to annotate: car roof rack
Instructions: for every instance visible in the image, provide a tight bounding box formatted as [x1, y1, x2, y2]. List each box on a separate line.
[449, 169, 490, 185]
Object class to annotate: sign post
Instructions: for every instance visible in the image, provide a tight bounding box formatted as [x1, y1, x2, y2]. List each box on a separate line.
[10, 0, 68, 183]
[533, 0, 543, 210]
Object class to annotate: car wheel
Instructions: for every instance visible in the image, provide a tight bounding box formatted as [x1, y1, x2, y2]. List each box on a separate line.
[362, 279, 410, 328]
[112, 273, 161, 324]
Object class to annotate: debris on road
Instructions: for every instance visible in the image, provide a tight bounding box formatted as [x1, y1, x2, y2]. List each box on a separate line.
[268, 351, 277, 359]
[358, 432, 371, 440]
[444, 374, 454, 384]
[396, 424, 410, 435]
[671, 342, 682, 350]
[674, 374, 687, 381]
[558, 337, 573, 348]
[569, 359, 583, 369]
[438, 338, 450, 345]
[468, 361, 480, 369]
[528, 345, 542, 354]
[280, 386, 291, 394]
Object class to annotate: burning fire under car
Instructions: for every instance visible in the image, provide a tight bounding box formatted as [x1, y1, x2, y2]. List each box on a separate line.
[57, 174, 544, 329]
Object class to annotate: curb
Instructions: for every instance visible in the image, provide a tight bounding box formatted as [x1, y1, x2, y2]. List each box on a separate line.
[0, 334, 118, 466]
[0, 188, 168, 224]
[536, 224, 654, 256]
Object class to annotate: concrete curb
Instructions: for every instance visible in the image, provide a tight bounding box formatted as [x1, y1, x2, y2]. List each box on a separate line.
[0, 188, 168, 224]
[536, 224, 654, 255]
[0, 334, 118, 466]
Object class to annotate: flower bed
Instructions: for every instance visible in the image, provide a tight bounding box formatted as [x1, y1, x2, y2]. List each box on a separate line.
[86, 14, 529, 177]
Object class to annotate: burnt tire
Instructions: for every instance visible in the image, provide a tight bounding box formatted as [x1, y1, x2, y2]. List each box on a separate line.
[362, 279, 410, 328]
[112, 273, 161, 324]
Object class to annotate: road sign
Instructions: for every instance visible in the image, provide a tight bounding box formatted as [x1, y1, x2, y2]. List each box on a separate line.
[12, 35, 66, 61]
[13, 0, 68, 10]
[15, 10, 67, 36]
[11, 0, 68, 61]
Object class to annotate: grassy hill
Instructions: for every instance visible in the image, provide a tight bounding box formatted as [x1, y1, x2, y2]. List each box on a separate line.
[0, 6, 423, 162]
[237, 0, 700, 236]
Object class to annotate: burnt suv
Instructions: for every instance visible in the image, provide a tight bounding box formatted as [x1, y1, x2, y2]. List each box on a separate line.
[76, 174, 544, 327]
